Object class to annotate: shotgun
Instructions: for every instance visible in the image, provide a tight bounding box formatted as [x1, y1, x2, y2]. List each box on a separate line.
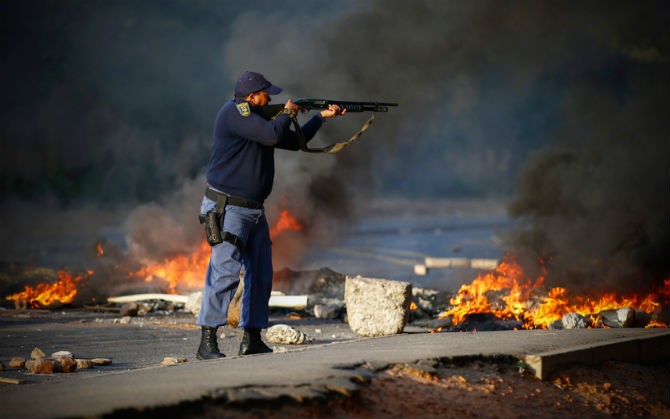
[294, 98, 398, 113]
[254, 98, 397, 119]
[254, 98, 398, 154]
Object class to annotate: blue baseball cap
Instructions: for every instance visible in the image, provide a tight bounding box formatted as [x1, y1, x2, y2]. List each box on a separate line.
[234, 71, 283, 97]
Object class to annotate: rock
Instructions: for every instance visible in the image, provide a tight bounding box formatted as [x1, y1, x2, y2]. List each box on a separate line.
[313, 304, 343, 320]
[562, 312, 588, 329]
[162, 357, 187, 366]
[185, 292, 202, 316]
[413, 264, 428, 276]
[266, 324, 306, 345]
[55, 357, 77, 373]
[31, 347, 46, 360]
[600, 307, 635, 328]
[411, 287, 452, 315]
[137, 302, 153, 315]
[76, 359, 93, 369]
[9, 357, 26, 368]
[51, 351, 74, 360]
[344, 275, 412, 337]
[119, 302, 139, 317]
[25, 358, 54, 374]
[51, 351, 76, 372]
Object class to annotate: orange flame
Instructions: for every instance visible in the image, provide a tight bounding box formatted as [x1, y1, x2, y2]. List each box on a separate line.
[5, 269, 93, 308]
[130, 241, 211, 294]
[439, 255, 669, 329]
[128, 209, 304, 294]
[269, 209, 303, 239]
[3, 208, 304, 306]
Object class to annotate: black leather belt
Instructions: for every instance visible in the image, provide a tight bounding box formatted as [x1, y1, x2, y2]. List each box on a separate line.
[205, 188, 263, 210]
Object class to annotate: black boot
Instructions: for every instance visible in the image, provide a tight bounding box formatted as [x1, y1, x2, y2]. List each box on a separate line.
[238, 328, 273, 355]
[197, 326, 226, 360]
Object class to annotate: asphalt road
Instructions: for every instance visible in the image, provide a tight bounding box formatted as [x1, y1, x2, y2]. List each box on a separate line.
[1, 308, 668, 419]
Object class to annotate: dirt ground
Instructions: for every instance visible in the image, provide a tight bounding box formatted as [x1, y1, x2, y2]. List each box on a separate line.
[191, 358, 670, 419]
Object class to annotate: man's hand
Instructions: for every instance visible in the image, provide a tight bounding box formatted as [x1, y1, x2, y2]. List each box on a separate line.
[284, 99, 302, 112]
[320, 104, 346, 119]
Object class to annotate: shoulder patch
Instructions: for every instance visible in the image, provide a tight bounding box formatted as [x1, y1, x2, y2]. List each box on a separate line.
[236, 102, 251, 117]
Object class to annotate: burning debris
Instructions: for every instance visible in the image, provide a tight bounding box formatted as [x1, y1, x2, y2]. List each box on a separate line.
[5, 269, 93, 310]
[2, 252, 669, 335]
[433, 254, 670, 332]
[1, 203, 310, 309]
[1, 208, 668, 338]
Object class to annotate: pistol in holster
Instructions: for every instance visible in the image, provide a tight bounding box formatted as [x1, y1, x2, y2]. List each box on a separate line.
[200, 210, 223, 246]
[199, 190, 244, 251]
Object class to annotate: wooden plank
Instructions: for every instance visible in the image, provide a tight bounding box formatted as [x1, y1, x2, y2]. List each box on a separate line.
[0, 377, 25, 385]
[107, 293, 308, 309]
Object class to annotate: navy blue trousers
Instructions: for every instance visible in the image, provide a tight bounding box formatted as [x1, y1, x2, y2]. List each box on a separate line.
[197, 196, 273, 329]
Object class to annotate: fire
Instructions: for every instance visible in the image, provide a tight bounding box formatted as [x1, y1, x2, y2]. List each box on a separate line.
[269, 209, 303, 239]
[96, 241, 104, 256]
[439, 255, 670, 329]
[5, 269, 93, 308]
[130, 241, 211, 294]
[130, 208, 304, 294]
[3, 207, 305, 307]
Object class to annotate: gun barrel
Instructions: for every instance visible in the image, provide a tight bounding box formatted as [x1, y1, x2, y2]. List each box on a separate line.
[294, 98, 398, 112]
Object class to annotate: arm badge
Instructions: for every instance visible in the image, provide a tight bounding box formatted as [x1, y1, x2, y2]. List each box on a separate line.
[236, 102, 251, 117]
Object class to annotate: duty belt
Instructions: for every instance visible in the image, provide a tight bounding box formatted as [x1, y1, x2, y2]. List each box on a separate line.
[205, 188, 263, 210]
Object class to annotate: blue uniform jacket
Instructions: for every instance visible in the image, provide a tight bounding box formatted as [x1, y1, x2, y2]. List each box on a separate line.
[206, 99, 324, 203]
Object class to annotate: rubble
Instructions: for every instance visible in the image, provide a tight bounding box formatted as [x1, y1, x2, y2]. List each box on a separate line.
[76, 359, 93, 369]
[562, 312, 588, 329]
[411, 287, 451, 314]
[266, 324, 307, 345]
[2, 347, 113, 376]
[601, 307, 635, 328]
[25, 358, 54, 374]
[9, 357, 25, 368]
[31, 347, 45, 359]
[55, 357, 77, 373]
[313, 304, 343, 320]
[344, 275, 412, 337]
[162, 357, 187, 366]
[119, 303, 139, 317]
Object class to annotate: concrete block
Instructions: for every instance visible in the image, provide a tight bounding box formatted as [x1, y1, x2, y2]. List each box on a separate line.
[344, 275, 412, 337]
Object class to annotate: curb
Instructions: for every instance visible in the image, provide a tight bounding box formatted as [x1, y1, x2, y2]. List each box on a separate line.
[524, 331, 670, 380]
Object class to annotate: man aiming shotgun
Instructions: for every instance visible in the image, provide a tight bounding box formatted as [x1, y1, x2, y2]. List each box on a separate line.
[196, 70, 396, 359]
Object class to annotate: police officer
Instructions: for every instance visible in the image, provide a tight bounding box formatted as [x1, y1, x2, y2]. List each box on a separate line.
[196, 71, 345, 359]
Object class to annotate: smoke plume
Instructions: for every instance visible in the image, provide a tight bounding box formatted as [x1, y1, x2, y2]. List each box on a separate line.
[1, 1, 668, 294]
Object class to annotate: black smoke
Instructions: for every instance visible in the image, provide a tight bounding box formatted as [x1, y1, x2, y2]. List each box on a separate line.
[506, 83, 669, 294]
[223, 1, 669, 291]
[1, 1, 668, 295]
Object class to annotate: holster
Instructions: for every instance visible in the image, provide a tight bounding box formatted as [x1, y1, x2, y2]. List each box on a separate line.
[200, 189, 245, 251]
[201, 210, 223, 246]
